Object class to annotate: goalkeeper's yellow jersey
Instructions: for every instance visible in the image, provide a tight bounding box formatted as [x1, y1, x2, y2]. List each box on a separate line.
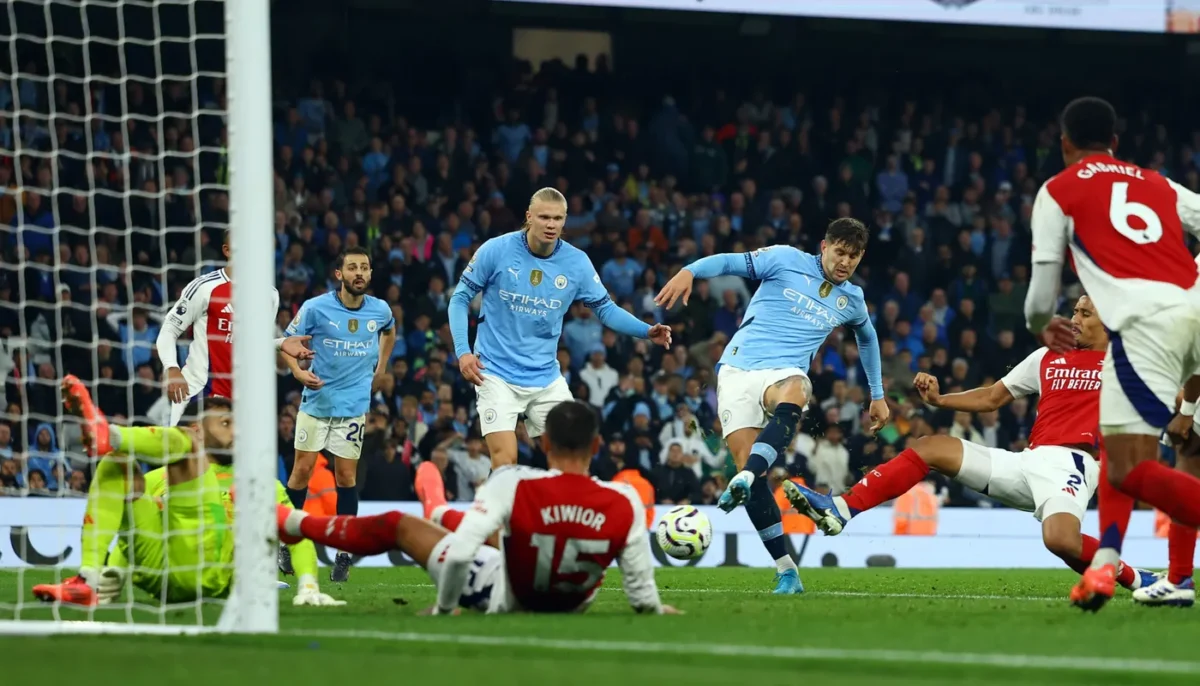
[142, 462, 318, 579]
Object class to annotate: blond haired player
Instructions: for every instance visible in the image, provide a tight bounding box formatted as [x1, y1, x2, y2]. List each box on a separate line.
[446, 188, 671, 474]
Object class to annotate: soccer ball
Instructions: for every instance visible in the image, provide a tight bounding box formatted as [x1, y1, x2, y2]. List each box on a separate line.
[655, 506, 713, 560]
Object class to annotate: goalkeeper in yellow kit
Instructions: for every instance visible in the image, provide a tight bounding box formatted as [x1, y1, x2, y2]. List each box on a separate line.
[33, 375, 343, 608]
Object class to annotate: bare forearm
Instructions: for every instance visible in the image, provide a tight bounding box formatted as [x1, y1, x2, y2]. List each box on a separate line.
[376, 332, 396, 374]
[929, 387, 1006, 413]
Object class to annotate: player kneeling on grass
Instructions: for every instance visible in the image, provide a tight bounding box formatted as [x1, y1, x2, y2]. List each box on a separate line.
[33, 376, 342, 608]
[784, 296, 1155, 593]
[278, 400, 680, 614]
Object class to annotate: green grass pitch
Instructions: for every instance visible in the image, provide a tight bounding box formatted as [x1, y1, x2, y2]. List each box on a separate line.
[3, 567, 1199, 685]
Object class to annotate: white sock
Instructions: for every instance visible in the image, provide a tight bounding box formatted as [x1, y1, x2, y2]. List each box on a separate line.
[1093, 547, 1120, 569]
[775, 555, 797, 574]
[832, 496, 853, 520]
[284, 508, 308, 537]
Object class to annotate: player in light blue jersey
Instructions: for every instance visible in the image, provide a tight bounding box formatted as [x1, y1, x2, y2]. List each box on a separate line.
[282, 246, 396, 582]
[450, 187, 672, 470]
[656, 218, 888, 594]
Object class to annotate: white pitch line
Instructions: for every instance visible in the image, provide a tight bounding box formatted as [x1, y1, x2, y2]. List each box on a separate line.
[290, 629, 1200, 675]
[383, 583, 1062, 602]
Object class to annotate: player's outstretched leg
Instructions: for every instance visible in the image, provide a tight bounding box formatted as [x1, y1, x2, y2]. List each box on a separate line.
[785, 441, 934, 535]
[1135, 447, 1200, 607]
[1042, 514, 1154, 592]
[278, 505, 402, 555]
[718, 377, 808, 594]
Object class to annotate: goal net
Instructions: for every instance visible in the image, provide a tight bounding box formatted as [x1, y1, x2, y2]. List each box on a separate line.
[0, 0, 277, 634]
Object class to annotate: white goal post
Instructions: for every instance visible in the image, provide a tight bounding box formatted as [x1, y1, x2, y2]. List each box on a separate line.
[0, 0, 277, 634]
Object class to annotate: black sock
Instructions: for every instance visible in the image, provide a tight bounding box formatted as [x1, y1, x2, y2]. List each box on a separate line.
[336, 486, 359, 516]
[743, 402, 804, 477]
[285, 486, 307, 510]
[746, 478, 787, 561]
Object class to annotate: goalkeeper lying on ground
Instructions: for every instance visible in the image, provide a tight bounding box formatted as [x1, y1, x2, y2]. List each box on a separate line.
[33, 375, 343, 608]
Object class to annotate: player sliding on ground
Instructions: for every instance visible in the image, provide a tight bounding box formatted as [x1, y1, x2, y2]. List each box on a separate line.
[1024, 97, 1200, 611]
[282, 245, 397, 583]
[784, 295, 1155, 593]
[654, 217, 887, 595]
[449, 187, 672, 472]
[32, 376, 343, 608]
[278, 400, 679, 614]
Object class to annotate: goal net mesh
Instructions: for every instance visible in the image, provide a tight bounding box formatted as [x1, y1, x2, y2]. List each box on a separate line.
[0, 0, 276, 633]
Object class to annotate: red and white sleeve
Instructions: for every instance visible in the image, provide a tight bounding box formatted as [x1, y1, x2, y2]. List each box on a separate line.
[434, 469, 517, 614]
[1031, 184, 1069, 265]
[1169, 179, 1200, 239]
[612, 484, 663, 614]
[157, 277, 208, 369]
[1000, 347, 1048, 399]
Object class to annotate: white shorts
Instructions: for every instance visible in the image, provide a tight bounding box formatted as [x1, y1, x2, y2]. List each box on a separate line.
[476, 375, 572, 438]
[716, 365, 811, 438]
[167, 370, 208, 426]
[294, 410, 367, 459]
[425, 534, 507, 613]
[958, 441, 1100, 522]
[1102, 304, 1200, 436]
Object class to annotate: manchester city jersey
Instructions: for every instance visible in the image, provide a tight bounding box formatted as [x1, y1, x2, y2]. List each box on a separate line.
[286, 292, 394, 417]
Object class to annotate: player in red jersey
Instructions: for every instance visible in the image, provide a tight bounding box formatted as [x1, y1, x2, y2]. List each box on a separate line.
[1024, 97, 1200, 610]
[156, 229, 311, 425]
[783, 296, 1152, 590]
[277, 400, 678, 615]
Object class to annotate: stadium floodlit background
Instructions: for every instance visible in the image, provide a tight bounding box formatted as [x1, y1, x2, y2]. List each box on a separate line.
[5, 1, 1200, 682]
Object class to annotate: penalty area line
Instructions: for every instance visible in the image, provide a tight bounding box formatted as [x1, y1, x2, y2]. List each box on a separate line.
[290, 629, 1200, 675]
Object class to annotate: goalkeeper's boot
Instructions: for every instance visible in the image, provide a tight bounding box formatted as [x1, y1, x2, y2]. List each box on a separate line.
[330, 552, 352, 583]
[1133, 576, 1195, 607]
[716, 471, 754, 513]
[772, 568, 804, 595]
[782, 480, 847, 536]
[32, 575, 99, 607]
[278, 543, 295, 576]
[1071, 563, 1116, 612]
[62, 375, 112, 457]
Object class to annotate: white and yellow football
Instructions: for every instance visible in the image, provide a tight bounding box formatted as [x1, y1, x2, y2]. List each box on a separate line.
[655, 505, 713, 560]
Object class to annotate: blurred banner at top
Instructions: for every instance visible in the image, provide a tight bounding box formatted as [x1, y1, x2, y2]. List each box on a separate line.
[498, 0, 1200, 35]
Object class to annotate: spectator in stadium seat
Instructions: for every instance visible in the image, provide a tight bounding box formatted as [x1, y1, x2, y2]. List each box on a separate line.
[652, 440, 702, 505]
[581, 346, 619, 410]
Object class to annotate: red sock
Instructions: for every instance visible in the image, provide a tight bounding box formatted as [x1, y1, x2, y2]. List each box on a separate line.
[841, 448, 930, 515]
[440, 509, 465, 532]
[1097, 450, 1136, 552]
[297, 512, 403, 556]
[1075, 534, 1136, 587]
[1168, 520, 1197, 584]
[1120, 461, 1200, 529]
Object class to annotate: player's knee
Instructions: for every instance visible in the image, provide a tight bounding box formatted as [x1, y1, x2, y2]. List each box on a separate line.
[1105, 458, 1133, 488]
[906, 436, 945, 466]
[335, 472, 356, 488]
[775, 377, 810, 407]
[1041, 517, 1082, 561]
[289, 460, 314, 485]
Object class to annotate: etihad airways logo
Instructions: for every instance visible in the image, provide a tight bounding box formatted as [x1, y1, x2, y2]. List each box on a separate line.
[499, 289, 564, 317]
[781, 288, 839, 329]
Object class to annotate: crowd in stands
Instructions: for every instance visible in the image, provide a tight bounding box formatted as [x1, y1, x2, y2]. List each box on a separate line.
[4, 54, 1198, 507]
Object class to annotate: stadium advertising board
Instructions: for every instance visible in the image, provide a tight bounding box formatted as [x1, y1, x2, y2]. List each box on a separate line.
[0, 500, 1169, 570]
[497, 0, 1200, 34]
